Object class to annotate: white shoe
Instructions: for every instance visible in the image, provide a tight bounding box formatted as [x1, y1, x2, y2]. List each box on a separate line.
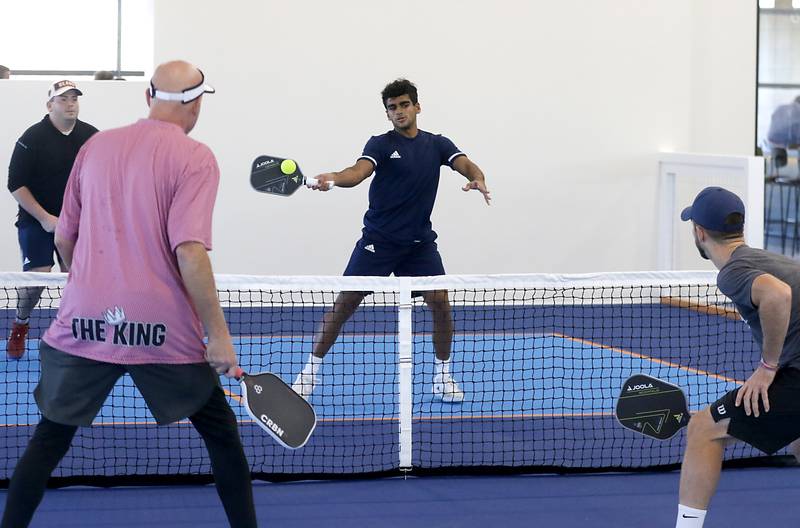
[433, 373, 464, 403]
[291, 371, 318, 399]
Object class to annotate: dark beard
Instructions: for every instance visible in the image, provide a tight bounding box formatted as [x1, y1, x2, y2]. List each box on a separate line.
[695, 241, 709, 260]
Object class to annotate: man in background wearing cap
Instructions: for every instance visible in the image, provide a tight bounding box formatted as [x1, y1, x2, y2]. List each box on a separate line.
[0, 61, 257, 528]
[674, 186, 800, 528]
[6, 80, 98, 359]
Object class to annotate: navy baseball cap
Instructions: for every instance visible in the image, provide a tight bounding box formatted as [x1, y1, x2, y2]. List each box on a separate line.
[680, 186, 745, 232]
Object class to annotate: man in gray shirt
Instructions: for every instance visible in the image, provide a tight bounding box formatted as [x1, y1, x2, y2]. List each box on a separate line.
[673, 186, 800, 528]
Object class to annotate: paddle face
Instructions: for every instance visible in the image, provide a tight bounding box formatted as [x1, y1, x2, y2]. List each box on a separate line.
[615, 374, 690, 440]
[250, 155, 305, 196]
[239, 372, 317, 449]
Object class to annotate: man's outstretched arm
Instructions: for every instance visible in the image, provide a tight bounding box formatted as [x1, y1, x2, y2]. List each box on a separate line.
[453, 156, 490, 205]
[312, 158, 375, 190]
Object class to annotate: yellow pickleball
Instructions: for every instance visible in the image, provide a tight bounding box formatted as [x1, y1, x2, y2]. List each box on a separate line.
[280, 159, 297, 175]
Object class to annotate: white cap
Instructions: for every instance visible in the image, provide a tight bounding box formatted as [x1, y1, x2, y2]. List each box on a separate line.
[48, 80, 83, 100]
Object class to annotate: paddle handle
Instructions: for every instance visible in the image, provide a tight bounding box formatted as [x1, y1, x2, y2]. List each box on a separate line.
[305, 177, 334, 190]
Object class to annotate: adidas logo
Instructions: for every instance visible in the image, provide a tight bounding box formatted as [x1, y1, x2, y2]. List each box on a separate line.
[23, 257, 30, 265]
[364, 244, 376, 253]
[390, 151, 401, 159]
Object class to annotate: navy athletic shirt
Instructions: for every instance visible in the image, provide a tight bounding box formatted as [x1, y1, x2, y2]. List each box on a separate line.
[358, 129, 464, 245]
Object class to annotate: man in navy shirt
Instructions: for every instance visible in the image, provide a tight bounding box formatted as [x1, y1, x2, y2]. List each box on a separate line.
[292, 79, 490, 403]
[6, 80, 98, 359]
[674, 187, 800, 527]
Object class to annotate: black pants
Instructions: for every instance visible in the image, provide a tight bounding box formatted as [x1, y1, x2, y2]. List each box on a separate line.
[0, 387, 257, 528]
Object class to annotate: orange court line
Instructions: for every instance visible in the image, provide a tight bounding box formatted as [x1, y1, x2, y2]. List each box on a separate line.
[314, 412, 616, 423]
[224, 387, 243, 403]
[660, 296, 741, 321]
[550, 332, 743, 384]
[413, 412, 614, 421]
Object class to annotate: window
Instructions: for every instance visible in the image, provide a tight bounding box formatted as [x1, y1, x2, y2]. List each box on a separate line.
[757, 1, 800, 151]
[758, 0, 800, 256]
[0, 0, 153, 79]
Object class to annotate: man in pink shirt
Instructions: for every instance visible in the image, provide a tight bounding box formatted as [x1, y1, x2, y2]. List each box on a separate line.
[1, 61, 258, 528]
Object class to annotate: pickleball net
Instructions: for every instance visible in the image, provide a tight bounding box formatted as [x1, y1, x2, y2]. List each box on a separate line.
[0, 271, 779, 486]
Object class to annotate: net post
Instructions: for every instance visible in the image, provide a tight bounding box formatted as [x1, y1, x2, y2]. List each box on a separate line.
[397, 277, 413, 471]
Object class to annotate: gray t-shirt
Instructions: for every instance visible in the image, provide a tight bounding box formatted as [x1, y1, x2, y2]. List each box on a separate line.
[717, 245, 800, 368]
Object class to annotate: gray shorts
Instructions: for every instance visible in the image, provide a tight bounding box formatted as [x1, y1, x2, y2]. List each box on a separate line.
[35, 340, 220, 426]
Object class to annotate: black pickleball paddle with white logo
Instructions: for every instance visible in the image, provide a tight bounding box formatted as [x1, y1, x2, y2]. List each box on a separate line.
[235, 369, 317, 449]
[250, 155, 332, 196]
[615, 374, 690, 440]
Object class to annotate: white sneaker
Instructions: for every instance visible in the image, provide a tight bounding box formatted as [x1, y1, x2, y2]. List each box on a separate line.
[433, 373, 464, 403]
[291, 371, 318, 399]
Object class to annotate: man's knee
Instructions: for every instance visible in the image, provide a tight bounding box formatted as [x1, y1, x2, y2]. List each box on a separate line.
[423, 290, 450, 311]
[788, 438, 800, 463]
[337, 291, 365, 309]
[686, 408, 729, 444]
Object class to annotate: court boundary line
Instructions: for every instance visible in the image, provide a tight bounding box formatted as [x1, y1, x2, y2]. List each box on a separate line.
[551, 332, 744, 384]
[660, 296, 741, 321]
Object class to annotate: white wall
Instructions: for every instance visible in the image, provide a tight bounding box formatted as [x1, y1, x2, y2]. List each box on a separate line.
[690, 0, 757, 154]
[0, 0, 757, 275]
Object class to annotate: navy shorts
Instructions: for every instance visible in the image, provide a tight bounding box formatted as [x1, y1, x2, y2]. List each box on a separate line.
[17, 219, 61, 271]
[710, 367, 800, 455]
[343, 235, 445, 277]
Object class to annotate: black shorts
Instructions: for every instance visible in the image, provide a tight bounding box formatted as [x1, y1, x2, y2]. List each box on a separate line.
[35, 340, 220, 426]
[17, 218, 62, 271]
[710, 367, 800, 455]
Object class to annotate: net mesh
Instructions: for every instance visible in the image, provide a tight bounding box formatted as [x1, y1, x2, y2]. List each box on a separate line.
[0, 271, 773, 486]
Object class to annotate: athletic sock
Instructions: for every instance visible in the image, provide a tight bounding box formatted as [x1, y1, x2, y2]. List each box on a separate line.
[14, 317, 29, 325]
[305, 354, 323, 376]
[676, 505, 706, 527]
[434, 358, 451, 376]
[16, 286, 44, 321]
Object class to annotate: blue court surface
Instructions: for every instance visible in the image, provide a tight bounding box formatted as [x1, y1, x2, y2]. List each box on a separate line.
[0, 334, 739, 424]
[2, 331, 745, 477]
[1, 467, 798, 527]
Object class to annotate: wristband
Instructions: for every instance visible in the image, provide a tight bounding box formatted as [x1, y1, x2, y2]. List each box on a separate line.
[760, 357, 779, 371]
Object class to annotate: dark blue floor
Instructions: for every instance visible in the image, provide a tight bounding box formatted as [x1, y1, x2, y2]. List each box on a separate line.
[1, 466, 798, 527]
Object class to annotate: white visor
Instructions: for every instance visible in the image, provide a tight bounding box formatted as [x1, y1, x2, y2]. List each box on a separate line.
[150, 69, 215, 104]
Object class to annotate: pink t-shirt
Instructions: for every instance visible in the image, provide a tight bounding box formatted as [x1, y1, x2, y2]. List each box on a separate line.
[43, 119, 220, 364]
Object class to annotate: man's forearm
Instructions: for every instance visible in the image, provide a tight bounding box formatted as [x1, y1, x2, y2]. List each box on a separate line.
[176, 242, 229, 339]
[465, 165, 485, 183]
[759, 293, 791, 365]
[454, 157, 485, 183]
[11, 187, 53, 224]
[332, 167, 365, 188]
[54, 236, 75, 271]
